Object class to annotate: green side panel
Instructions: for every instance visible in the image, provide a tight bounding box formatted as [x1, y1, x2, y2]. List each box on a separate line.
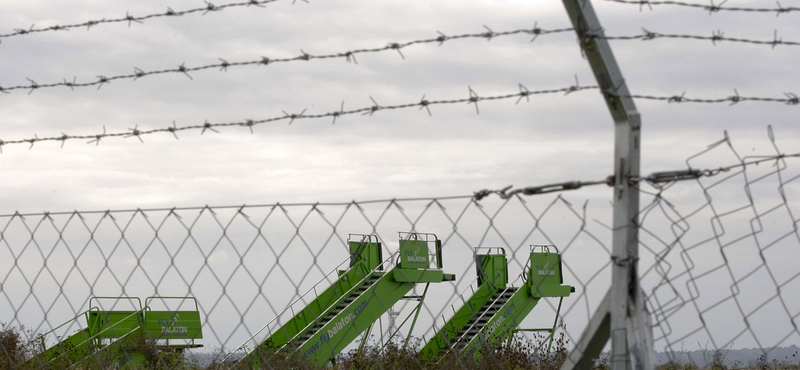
[476, 253, 508, 289]
[144, 310, 203, 340]
[246, 262, 377, 358]
[26, 328, 94, 368]
[398, 239, 429, 269]
[419, 283, 495, 360]
[299, 270, 416, 367]
[529, 251, 574, 298]
[349, 241, 382, 269]
[462, 287, 540, 357]
[87, 311, 143, 338]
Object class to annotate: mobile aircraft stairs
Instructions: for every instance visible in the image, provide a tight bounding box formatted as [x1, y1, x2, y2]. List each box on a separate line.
[23, 296, 203, 369]
[227, 232, 455, 369]
[420, 245, 574, 362]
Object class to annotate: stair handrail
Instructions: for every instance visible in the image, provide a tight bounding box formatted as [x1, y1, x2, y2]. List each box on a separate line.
[440, 275, 482, 329]
[45, 307, 147, 367]
[275, 251, 399, 354]
[22, 307, 100, 354]
[447, 271, 527, 354]
[222, 253, 354, 360]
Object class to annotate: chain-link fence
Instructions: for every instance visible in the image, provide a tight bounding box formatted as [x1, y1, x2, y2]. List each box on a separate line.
[2, 130, 798, 369]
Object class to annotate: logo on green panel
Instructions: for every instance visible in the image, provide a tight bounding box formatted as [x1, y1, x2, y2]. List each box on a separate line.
[158, 313, 188, 335]
[536, 261, 555, 277]
[400, 241, 428, 268]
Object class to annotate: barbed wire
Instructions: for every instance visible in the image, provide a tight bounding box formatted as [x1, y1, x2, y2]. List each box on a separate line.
[4, 87, 800, 151]
[602, 0, 800, 16]
[0, 0, 303, 42]
[598, 29, 800, 48]
[0, 26, 573, 94]
[0, 83, 597, 151]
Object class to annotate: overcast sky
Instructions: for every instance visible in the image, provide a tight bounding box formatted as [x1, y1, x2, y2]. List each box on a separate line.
[1, 0, 799, 357]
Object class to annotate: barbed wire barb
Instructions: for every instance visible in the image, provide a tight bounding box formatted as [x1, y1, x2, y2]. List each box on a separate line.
[169, 121, 180, 140]
[332, 101, 345, 124]
[419, 95, 432, 116]
[468, 86, 480, 114]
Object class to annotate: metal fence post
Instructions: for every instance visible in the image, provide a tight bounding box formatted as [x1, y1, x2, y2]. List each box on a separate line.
[560, 1, 653, 369]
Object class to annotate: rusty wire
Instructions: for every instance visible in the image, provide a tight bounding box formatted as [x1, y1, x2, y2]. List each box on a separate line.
[0, 0, 302, 42]
[0, 26, 573, 94]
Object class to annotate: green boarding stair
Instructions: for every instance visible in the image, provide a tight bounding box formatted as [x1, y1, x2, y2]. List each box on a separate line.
[24, 296, 203, 369]
[229, 232, 455, 369]
[419, 247, 510, 360]
[434, 245, 574, 361]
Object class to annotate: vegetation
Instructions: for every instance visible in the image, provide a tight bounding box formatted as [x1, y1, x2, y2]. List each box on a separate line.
[4, 322, 800, 369]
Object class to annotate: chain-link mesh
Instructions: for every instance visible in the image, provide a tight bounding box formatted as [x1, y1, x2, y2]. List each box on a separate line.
[1, 130, 798, 369]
